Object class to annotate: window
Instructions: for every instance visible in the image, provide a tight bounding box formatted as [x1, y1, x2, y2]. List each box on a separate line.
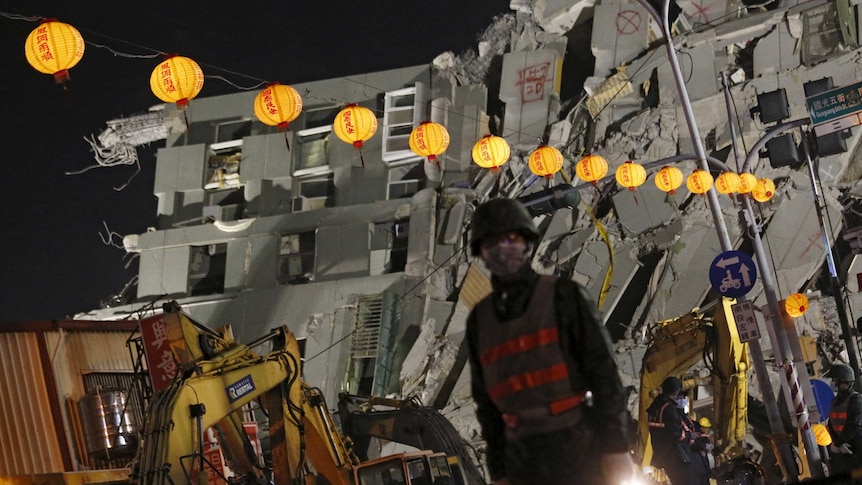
[188, 244, 227, 295]
[278, 231, 316, 284]
[387, 162, 427, 200]
[370, 221, 408, 275]
[382, 84, 427, 164]
[301, 106, 340, 130]
[292, 174, 335, 212]
[205, 139, 243, 190]
[216, 119, 252, 143]
[294, 126, 332, 177]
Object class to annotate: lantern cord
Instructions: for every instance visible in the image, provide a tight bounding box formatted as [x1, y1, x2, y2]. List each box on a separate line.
[283, 133, 291, 152]
[85, 41, 161, 59]
[183, 111, 190, 134]
[359, 150, 366, 168]
[205, 75, 267, 91]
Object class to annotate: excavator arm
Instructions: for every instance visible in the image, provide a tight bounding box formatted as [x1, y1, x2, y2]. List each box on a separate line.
[133, 303, 465, 485]
[638, 298, 749, 466]
[135, 304, 359, 485]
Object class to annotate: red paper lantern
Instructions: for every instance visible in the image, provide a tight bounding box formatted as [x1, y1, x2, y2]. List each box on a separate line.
[254, 83, 303, 131]
[575, 154, 608, 184]
[472, 135, 511, 171]
[333, 104, 377, 149]
[655, 166, 684, 194]
[528, 145, 564, 178]
[150, 55, 204, 109]
[24, 19, 85, 84]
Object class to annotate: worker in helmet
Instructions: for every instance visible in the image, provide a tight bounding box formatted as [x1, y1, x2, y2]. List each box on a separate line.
[827, 363, 862, 474]
[465, 198, 633, 485]
[647, 376, 697, 485]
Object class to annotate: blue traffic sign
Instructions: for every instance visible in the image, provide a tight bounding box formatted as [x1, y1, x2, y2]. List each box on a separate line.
[709, 250, 757, 298]
[810, 378, 834, 422]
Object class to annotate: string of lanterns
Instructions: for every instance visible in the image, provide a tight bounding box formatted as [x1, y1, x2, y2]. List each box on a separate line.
[22, 17, 778, 202]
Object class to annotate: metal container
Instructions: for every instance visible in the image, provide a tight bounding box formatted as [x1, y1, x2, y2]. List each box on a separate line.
[77, 388, 139, 460]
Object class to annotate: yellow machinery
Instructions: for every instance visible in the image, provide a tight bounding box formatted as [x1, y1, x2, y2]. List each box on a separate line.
[637, 298, 750, 468]
[132, 302, 467, 485]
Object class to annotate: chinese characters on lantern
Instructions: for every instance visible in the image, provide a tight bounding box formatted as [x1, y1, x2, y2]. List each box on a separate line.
[159, 62, 177, 95]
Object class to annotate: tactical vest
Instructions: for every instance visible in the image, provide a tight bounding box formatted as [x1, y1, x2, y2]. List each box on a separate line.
[475, 276, 585, 437]
[831, 395, 851, 433]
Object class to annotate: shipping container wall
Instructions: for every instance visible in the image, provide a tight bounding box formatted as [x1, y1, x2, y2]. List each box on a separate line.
[0, 332, 64, 475]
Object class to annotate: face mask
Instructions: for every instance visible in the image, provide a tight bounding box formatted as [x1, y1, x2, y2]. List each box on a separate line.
[676, 397, 689, 410]
[482, 241, 528, 278]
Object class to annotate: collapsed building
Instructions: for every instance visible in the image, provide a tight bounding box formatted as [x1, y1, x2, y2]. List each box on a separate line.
[4, 0, 862, 479]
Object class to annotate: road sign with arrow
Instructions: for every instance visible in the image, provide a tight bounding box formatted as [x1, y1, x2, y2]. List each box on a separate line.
[709, 250, 757, 298]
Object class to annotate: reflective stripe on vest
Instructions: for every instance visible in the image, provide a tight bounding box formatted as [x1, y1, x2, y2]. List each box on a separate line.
[487, 363, 569, 400]
[831, 397, 850, 433]
[480, 327, 559, 366]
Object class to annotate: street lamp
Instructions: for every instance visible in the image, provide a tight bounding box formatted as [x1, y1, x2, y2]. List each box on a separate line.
[630, 0, 824, 477]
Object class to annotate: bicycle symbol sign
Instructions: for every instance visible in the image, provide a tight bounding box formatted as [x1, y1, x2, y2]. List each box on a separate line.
[709, 250, 757, 298]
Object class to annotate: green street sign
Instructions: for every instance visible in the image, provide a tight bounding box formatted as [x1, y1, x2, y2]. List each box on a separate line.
[806, 80, 862, 136]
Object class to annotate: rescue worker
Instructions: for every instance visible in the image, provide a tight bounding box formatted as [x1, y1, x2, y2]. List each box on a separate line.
[465, 198, 632, 485]
[827, 363, 862, 475]
[647, 376, 695, 485]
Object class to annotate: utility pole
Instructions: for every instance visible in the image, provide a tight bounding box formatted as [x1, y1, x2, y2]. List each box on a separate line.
[800, 127, 862, 390]
[630, 0, 824, 475]
[742, 121, 825, 478]
[720, 72, 799, 479]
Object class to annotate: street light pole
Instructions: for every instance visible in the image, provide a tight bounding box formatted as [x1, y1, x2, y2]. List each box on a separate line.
[720, 72, 799, 479]
[799, 127, 862, 390]
[631, 0, 825, 475]
[742, 120, 824, 478]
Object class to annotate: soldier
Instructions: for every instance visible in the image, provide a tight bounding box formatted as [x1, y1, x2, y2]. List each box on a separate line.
[466, 198, 633, 485]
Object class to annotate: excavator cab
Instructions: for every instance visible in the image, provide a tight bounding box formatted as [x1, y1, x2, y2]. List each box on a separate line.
[354, 451, 457, 485]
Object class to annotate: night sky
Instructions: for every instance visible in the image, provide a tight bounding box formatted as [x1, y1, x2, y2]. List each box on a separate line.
[0, 1, 509, 323]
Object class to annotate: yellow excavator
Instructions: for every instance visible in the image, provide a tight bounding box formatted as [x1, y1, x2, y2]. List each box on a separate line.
[637, 298, 754, 480]
[130, 302, 469, 485]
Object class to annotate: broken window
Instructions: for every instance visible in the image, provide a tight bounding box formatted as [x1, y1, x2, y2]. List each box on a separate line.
[278, 232, 316, 284]
[369, 220, 409, 275]
[188, 244, 227, 296]
[345, 292, 399, 396]
[801, 2, 849, 66]
[205, 139, 242, 190]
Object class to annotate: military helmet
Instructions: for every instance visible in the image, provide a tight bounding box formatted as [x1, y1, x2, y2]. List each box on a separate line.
[832, 363, 856, 383]
[469, 198, 539, 256]
[661, 376, 683, 395]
